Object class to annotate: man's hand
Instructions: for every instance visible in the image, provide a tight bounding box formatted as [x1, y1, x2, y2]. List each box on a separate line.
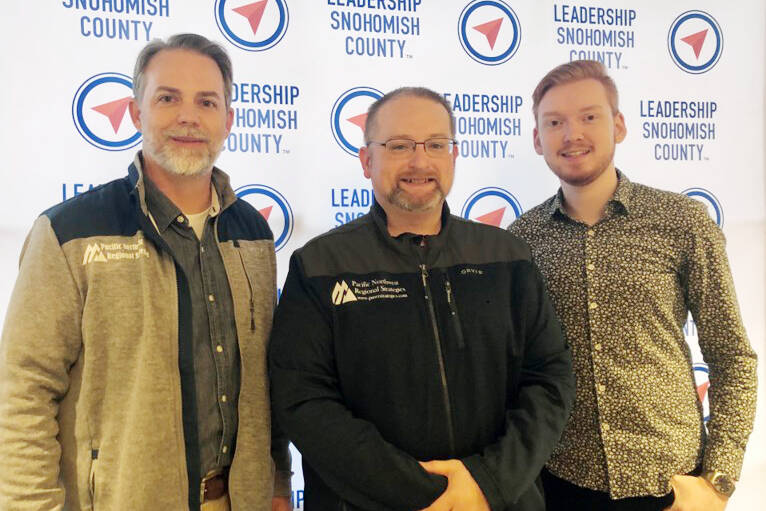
[418, 459, 490, 511]
[272, 496, 292, 511]
[664, 474, 728, 511]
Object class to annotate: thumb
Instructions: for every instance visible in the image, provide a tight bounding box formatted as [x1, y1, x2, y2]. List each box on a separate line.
[419, 459, 453, 475]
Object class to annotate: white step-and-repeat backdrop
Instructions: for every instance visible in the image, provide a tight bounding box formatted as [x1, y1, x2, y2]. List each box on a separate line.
[1, 1, 763, 509]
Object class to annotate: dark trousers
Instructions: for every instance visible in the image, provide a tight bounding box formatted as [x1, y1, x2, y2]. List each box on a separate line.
[541, 469, 674, 511]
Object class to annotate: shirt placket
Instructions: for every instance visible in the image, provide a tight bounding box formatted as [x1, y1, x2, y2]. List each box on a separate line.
[199, 220, 232, 466]
[583, 223, 616, 483]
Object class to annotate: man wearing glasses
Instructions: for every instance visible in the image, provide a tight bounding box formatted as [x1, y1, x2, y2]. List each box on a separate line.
[269, 87, 575, 511]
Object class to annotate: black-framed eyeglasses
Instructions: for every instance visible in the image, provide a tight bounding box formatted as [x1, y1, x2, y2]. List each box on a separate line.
[367, 138, 457, 157]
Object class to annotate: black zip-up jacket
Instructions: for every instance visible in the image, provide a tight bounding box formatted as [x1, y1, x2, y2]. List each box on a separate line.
[270, 202, 574, 510]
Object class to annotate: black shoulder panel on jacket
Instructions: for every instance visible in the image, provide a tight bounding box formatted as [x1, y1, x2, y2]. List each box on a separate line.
[43, 177, 140, 245]
[446, 216, 532, 263]
[216, 199, 274, 243]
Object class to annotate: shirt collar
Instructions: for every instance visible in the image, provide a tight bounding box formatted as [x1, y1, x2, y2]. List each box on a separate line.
[547, 169, 633, 219]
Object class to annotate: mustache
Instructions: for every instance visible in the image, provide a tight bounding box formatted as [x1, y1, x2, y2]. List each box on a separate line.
[163, 129, 209, 141]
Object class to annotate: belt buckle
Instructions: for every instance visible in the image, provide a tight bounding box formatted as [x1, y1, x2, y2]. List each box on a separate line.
[200, 469, 224, 503]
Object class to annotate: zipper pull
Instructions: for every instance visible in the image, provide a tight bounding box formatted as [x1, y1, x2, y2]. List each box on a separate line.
[420, 264, 428, 290]
[445, 280, 454, 312]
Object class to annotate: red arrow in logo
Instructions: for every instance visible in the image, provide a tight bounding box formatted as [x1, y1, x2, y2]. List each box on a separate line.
[347, 113, 368, 133]
[233, 0, 268, 36]
[696, 381, 710, 402]
[475, 207, 506, 227]
[681, 29, 708, 59]
[91, 97, 132, 134]
[473, 18, 503, 50]
[258, 205, 273, 221]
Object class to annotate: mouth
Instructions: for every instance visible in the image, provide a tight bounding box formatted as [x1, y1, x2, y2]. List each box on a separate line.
[560, 147, 591, 159]
[400, 176, 437, 185]
[169, 135, 207, 144]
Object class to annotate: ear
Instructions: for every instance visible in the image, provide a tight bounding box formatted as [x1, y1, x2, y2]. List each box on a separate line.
[225, 107, 234, 136]
[533, 126, 543, 155]
[614, 111, 627, 144]
[129, 98, 142, 132]
[452, 140, 459, 163]
[359, 146, 372, 179]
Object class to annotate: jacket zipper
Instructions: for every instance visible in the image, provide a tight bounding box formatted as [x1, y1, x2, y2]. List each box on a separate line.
[444, 278, 466, 349]
[233, 240, 256, 331]
[420, 263, 456, 455]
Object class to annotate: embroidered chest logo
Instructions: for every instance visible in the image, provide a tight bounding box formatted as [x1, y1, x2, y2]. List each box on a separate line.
[331, 278, 408, 306]
[82, 238, 150, 266]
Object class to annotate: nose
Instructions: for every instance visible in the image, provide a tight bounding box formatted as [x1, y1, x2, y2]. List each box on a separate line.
[563, 121, 584, 142]
[408, 143, 430, 168]
[176, 100, 200, 125]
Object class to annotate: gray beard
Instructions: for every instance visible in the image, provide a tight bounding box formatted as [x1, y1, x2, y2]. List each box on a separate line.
[387, 185, 445, 212]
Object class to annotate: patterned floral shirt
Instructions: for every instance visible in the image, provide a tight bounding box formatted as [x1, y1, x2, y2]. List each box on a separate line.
[509, 172, 757, 499]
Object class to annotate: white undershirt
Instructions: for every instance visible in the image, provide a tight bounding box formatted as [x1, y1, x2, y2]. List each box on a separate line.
[184, 183, 221, 239]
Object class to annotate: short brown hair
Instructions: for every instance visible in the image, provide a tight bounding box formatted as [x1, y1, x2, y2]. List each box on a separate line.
[532, 60, 618, 121]
[364, 87, 455, 144]
[133, 33, 233, 108]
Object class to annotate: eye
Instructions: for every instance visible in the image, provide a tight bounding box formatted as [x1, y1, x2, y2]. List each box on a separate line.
[201, 99, 218, 108]
[157, 94, 175, 103]
[546, 119, 561, 128]
[584, 113, 598, 122]
[387, 140, 412, 152]
[426, 140, 446, 151]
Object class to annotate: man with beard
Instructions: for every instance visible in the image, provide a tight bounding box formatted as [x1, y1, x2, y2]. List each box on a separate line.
[269, 87, 575, 511]
[0, 34, 291, 511]
[510, 60, 757, 511]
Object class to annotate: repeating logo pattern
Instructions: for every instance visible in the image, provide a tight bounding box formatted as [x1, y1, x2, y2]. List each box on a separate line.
[72, 72, 141, 151]
[461, 187, 523, 227]
[668, 10, 723, 74]
[458, 0, 521, 66]
[235, 184, 294, 251]
[215, 0, 289, 52]
[330, 86, 384, 157]
[682, 187, 724, 227]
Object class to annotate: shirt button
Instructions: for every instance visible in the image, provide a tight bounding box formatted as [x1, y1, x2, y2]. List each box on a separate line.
[602, 423, 610, 432]
[221, 395, 227, 403]
[587, 229, 595, 236]
[200, 246, 205, 253]
[208, 294, 215, 302]
[216, 345, 223, 353]
[597, 383, 606, 393]
[594, 343, 602, 351]
[589, 302, 598, 310]
[222, 445, 228, 454]
[587, 263, 595, 271]
[176, 215, 185, 223]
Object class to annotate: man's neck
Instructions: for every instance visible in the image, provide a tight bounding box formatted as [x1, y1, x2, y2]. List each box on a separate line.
[560, 166, 618, 226]
[383, 203, 443, 237]
[142, 157, 213, 215]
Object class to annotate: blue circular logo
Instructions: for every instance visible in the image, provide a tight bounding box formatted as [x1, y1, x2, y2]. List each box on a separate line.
[235, 184, 294, 251]
[458, 0, 521, 66]
[330, 86, 383, 157]
[692, 362, 710, 423]
[215, 0, 289, 52]
[668, 10, 723, 74]
[461, 187, 523, 227]
[72, 72, 141, 152]
[682, 187, 723, 227]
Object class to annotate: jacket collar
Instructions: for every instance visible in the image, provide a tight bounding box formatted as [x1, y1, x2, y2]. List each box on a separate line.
[370, 200, 452, 264]
[127, 151, 239, 228]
